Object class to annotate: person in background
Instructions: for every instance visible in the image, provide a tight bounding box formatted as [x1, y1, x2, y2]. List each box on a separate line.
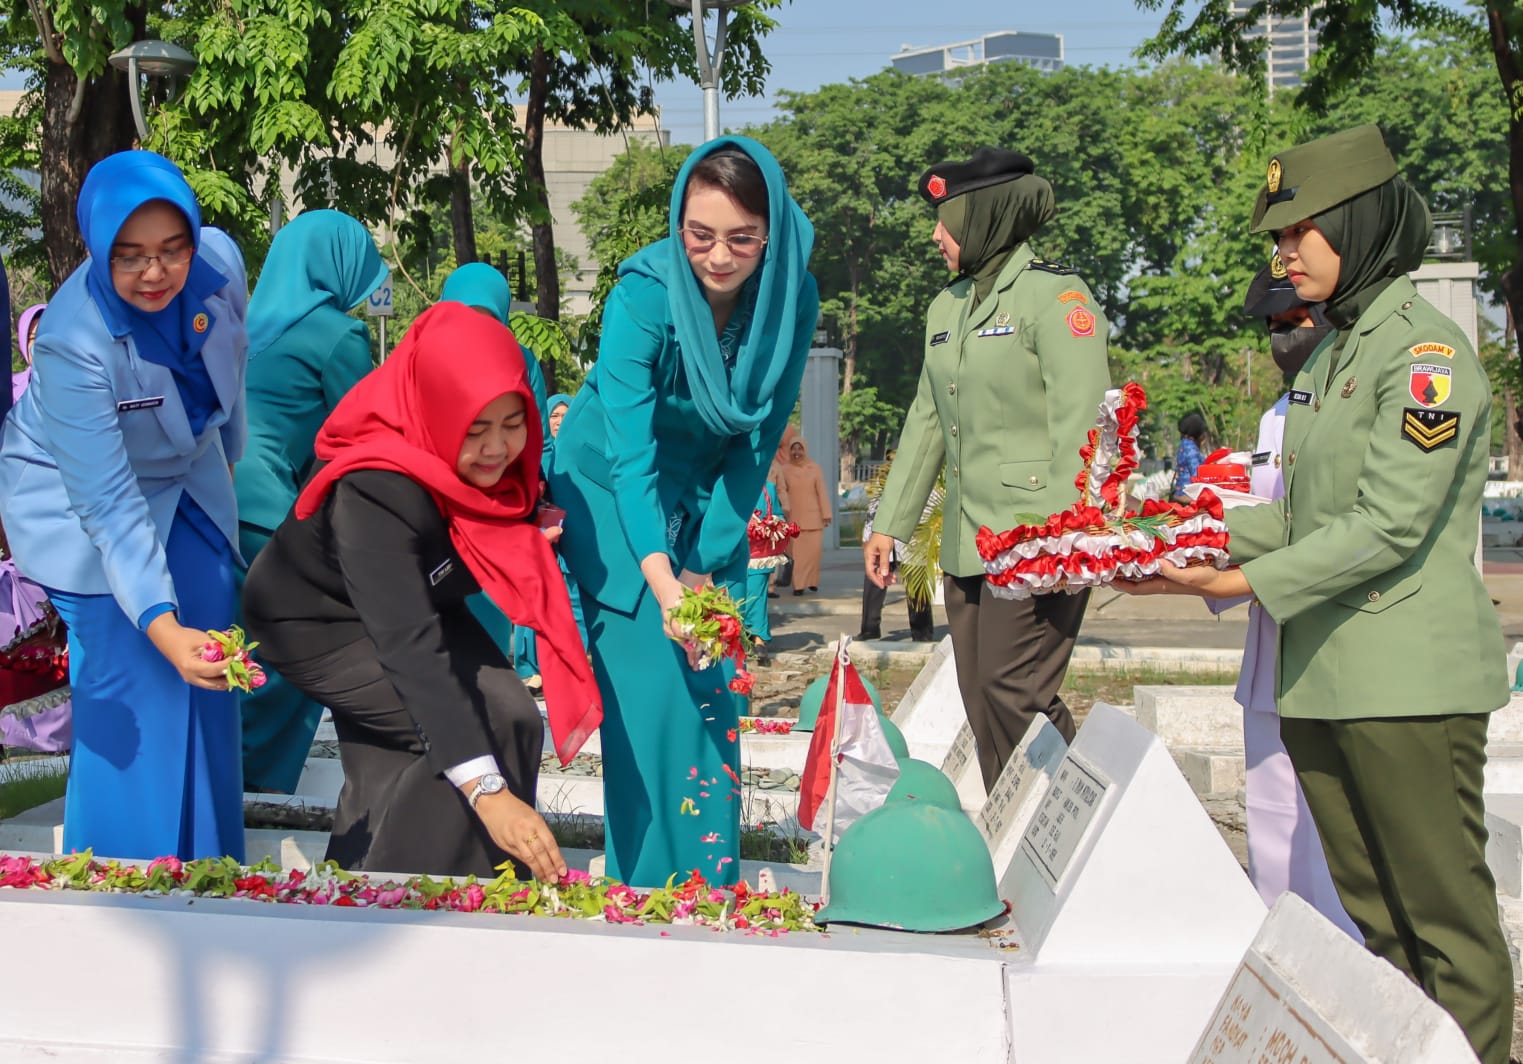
[0, 150, 249, 861]
[729, 476, 785, 665]
[1130, 125, 1512, 1063]
[242, 303, 597, 881]
[1171, 412, 1207, 502]
[857, 477, 935, 642]
[235, 209, 388, 793]
[765, 424, 797, 598]
[0, 250, 11, 423]
[866, 147, 1111, 789]
[548, 137, 818, 886]
[779, 435, 830, 595]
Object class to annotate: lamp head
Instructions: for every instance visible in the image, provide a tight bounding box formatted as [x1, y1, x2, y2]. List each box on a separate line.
[109, 40, 197, 79]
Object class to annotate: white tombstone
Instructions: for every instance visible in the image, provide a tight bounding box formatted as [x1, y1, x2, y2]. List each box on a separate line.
[1134, 685, 1244, 749]
[975, 717, 1066, 873]
[1000, 703, 1265, 965]
[892, 636, 965, 765]
[937, 721, 988, 814]
[1188, 894, 1479, 1063]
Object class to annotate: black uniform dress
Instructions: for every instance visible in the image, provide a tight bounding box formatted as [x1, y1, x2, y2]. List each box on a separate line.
[242, 467, 542, 878]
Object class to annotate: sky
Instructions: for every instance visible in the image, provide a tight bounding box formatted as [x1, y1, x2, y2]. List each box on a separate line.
[651, 0, 1169, 145]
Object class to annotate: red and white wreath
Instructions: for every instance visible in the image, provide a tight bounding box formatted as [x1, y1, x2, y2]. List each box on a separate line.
[975, 383, 1233, 599]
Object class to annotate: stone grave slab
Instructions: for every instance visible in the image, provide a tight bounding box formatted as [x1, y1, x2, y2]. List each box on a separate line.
[1188, 893, 1479, 1063]
[936, 720, 988, 814]
[0, 883, 1013, 1062]
[1000, 702, 1265, 966]
[974, 717, 1066, 873]
[1134, 685, 1244, 748]
[890, 635, 965, 765]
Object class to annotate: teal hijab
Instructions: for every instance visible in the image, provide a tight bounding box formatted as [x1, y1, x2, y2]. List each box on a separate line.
[247, 210, 386, 356]
[441, 262, 513, 323]
[619, 135, 815, 437]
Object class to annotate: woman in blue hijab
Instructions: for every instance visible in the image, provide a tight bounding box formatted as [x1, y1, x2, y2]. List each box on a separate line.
[548, 137, 818, 885]
[0, 150, 249, 861]
[236, 209, 387, 793]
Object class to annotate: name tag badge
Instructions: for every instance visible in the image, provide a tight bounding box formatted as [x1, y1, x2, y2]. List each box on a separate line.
[930, 330, 951, 347]
[428, 559, 454, 586]
[977, 326, 1016, 337]
[116, 396, 165, 412]
[1288, 389, 1314, 406]
[1251, 451, 1272, 467]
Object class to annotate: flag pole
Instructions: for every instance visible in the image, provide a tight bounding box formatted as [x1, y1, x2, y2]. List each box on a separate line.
[818, 633, 850, 907]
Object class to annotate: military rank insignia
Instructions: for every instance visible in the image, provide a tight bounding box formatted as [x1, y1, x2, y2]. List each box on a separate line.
[1266, 158, 1283, 195]
[1408, 363, 1451, 408]
[1401, 407, 1459, 452]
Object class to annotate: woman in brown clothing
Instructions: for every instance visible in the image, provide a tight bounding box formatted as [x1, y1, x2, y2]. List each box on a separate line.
[779, 436, 831, 593]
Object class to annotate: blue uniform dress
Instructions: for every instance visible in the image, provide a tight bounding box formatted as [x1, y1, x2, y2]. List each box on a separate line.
[548, 136, 817, 886]
[0, 152, 248, 861]
[236, 210, 388, 792]
[439, 263, 551, 668]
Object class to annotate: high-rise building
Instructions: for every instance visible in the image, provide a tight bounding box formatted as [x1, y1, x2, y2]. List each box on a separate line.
[1229, 2, 1317, 94]
[890, 31, 1064, 79]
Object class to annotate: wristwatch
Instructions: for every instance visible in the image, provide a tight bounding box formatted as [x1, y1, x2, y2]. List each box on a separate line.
[467, 773, 508, 809]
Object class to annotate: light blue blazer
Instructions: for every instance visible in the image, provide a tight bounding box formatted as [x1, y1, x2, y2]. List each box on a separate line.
[0, 227, 249, 624]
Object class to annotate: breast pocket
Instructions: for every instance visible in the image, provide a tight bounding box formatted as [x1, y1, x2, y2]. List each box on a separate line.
[1000, 459, 1049, 493]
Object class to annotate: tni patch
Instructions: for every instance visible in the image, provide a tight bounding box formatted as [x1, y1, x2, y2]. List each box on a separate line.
[1066, 306, 1096, 338]
[1408, 363, 1451, 408]
[1400, 407, 1459, 452]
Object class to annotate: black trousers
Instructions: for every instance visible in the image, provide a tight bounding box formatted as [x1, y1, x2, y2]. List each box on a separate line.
[266, 617, 543, 879]
[859, 560, 934, 638]
[941, 575, 1087, 789]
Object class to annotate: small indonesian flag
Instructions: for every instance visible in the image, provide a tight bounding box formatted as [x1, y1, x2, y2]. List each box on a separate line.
[798, 639, 901, 838]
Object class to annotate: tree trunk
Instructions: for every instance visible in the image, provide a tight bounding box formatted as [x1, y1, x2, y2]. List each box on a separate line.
[40, 41, 143, 288]
[448, 159, 477, 266]
[1486, 5, 1523, 441]
[523, 44, 560, 324]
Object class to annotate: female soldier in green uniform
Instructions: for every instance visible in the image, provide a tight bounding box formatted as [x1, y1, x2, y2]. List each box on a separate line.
[1135, 124, 1512, 1064]
[866, 148, 1111, 789]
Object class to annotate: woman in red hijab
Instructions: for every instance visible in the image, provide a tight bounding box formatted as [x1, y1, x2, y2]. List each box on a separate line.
[242, 303, 600, 881]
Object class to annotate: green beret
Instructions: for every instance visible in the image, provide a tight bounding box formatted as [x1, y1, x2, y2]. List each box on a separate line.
[1250, 124, 1398, 233]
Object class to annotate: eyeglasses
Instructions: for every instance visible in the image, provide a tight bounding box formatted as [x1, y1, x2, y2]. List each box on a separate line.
[110, 246, 194, 273]
[679, 227, 768, 258]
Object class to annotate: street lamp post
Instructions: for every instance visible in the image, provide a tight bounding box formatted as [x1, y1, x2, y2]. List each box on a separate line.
[663, 0, 751, 141]
[108, 40, 197, 142]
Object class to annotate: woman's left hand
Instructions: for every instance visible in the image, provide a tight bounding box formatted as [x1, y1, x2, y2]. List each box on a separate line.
[542, 526, 563, 545]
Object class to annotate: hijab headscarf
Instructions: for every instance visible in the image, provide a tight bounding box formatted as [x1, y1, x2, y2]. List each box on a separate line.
[938, 173, 1056, 307]
[76, 151, 226, 431]
[12, 303, 44, 404]
[1312, 176, 1432, 330]
[441, 262, 513, 323]
[618, 135, 815, 438]
[542, 391, 573, 473]
[247, 210, 387, 356]
[295, 303, 602, 765]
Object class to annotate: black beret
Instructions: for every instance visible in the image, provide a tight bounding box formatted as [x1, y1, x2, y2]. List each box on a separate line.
[1241, 254, 1308, 319]
[919, 147, 1035, 205]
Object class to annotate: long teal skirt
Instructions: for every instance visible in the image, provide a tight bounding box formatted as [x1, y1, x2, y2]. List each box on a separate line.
[53, 502, 244, 861]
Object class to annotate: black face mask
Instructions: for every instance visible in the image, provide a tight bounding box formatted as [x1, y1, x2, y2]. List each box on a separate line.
[1268, 309, 1333, 379]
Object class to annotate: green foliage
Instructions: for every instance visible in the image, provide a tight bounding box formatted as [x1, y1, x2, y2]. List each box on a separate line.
[838, 386, 901, 458]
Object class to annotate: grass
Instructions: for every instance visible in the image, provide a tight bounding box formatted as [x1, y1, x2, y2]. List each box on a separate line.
[0, 756, 69, 820]
[1060, 666, 1242, 723]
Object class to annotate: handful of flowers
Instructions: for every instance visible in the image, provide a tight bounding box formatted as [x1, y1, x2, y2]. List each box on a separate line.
[665, 585, 756, 695]
[200, 625, 268, 693]
[975, 383, 1233, 599]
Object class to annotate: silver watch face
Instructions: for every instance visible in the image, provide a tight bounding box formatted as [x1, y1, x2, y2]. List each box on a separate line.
[478, 773, 507, 795]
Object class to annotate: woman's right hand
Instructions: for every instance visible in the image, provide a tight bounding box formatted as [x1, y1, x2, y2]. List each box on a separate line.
[146, 613, 230, 690]
[472, 789, 567, 883]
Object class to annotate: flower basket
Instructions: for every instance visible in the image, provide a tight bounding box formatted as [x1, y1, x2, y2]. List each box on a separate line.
[747, 498, 800, 572]
[975, 383, 1233, 599]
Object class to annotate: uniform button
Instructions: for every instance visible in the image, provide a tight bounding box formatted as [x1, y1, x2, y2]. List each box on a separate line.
[1401, 301, 1413, 310]
[1287, 450, 1295, 465]
[948, 384, 956, 396]
[1285, 509, 1292, 522]
[1314, 399, 1321, 412]
[1028, 476, 1039, 485]
[950, 425, 958, 437]
[1367, 590, 1381, 602]
[952, 465, 960, 476]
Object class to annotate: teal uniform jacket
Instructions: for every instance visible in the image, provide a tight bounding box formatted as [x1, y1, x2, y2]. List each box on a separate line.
[1227, 277, 1507, 719]
[875, 244, 1112, 575]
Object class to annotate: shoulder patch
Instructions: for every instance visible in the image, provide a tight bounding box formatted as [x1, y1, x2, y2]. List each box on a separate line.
[1028, 259, 1079, 276]
[1066, 306, 1096, 338]
[1057, 289, 1088, 305]
[1401, 407, 1460, 452]
[1409, 341, 1455, 360]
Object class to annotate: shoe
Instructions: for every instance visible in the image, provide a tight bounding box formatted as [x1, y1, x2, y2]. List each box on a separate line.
[855, 629, 881, 641]
[767, 592, 779, 599]
[809, 585, 819, 592]
[524, 675, 544, 696]
[753, 642, 770, 665]
[793, 589, 805, 596]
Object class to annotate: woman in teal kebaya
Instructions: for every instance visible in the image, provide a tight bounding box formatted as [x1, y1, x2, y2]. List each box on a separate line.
[236, 209, 388, 792]
[549, 137, 818, 886]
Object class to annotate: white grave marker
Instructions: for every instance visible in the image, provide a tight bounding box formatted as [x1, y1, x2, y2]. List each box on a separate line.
[975, 716, 1067, 873]
[892, 635, 965, 765]
[1001, 703, 1265, 965]
[1189, 894, 1479, 1064]
[938, 721, 987, 814]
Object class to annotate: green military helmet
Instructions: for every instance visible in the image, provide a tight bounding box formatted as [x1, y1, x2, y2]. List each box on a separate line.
[1252, 124, 1397, 234]
[816, 802, 1004, 932]
[794, 671, 885, 732]
[885, 757, 961, 810]
[878, 716, 910, 759]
